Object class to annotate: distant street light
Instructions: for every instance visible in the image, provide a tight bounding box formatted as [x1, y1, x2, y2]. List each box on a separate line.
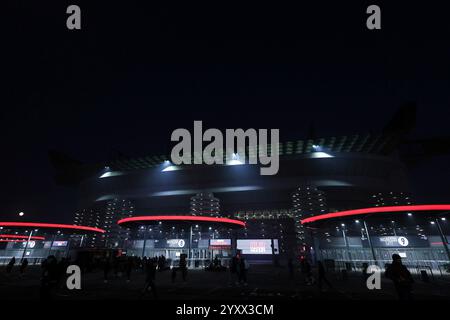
[18, 212, 24, 217]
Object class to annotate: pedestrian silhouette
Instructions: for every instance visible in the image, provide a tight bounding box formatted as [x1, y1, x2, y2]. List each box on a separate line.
[20, 258, 28, 274]
[6, 256, 16, 273]
[40, 255, 58, 300]
[239, 256, 249, 285]
[385, 253, 414, 300]
[230, 255, 239, 285]
[141, 258, 158, 299]
[179, 254, 188, 281]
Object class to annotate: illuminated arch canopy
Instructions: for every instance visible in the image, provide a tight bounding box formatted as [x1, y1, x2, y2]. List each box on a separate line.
[0, 234, 45, 241]
[0, 222, 105, 234]
[301, 204, 450, 224]
[118, 215, 246, 228]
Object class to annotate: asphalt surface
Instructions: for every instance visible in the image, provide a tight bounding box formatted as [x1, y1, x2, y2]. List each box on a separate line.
[1, 264, 450, 300]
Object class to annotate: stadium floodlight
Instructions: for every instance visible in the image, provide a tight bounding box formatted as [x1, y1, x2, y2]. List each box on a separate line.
[162, 165, 181, 172]
[99, 171, 124, 178]
[161, 160, 180, 172]
[227, 159, 244, 165]
[310, 152, 334, 159]
[227, 153, 244, 166]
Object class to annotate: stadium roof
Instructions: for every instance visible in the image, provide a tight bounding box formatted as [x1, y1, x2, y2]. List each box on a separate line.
[108, 133, 398, 171]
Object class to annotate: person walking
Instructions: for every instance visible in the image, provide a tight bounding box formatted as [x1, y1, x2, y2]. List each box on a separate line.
[142, 258, 158, 299]
[40, 256, 58, 300]
[239, 256, 249, 286]
[6, 256, 15, 273]
[179, 254, 188, 282]
[230, 255, 239, 285]
[19, 258, 29, 274]
[385, 253, 414, 300]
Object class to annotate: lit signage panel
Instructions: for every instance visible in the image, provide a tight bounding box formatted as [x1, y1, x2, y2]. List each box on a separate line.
[52, 241, 68, 247]
[237, 239, 279, 255]
[210, 239, 231, 247]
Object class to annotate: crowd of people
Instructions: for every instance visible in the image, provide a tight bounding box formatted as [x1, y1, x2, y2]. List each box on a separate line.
[205, 256, 227, 272]
[101, 255, 169, 283]
[2, 252, 416, 300]
[5, 256, 30, 275]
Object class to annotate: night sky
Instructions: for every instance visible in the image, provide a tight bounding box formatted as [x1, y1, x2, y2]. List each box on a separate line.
[3, 1, 450, 222]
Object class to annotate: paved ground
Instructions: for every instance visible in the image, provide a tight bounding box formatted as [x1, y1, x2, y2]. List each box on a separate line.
[1, 264, 450, 300]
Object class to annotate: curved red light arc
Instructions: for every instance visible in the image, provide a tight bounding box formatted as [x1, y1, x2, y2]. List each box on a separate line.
[118, 215, 246, 228]
[0, 222, 105, 233]
[301, 204, 450, 224]
[0, 234, 45, 240]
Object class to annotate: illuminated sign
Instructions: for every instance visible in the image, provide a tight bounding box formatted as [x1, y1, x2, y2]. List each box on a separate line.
[209, 239, 231, 249]
[397, 236, 409, 247]
[166, 239, 186, 248]
[237, 239, 279, 255]
[362, 236, 428, 248]
[210, 239, 231, 247]
[19, 241, 36, 248]
[52, 241, 68, 247]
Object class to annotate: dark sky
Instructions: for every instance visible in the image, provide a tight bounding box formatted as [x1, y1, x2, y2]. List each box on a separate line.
[3, 1, 450, 222]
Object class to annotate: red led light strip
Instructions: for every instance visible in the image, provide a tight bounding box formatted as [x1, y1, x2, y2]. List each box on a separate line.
[301, 205, 450, 224]
[0, 222, 105, 233]
[118, 215, 246, 227]
[0, 234, 45, 240]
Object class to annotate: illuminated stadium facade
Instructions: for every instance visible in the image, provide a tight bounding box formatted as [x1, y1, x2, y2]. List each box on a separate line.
[41, 107, 449, 269]
[302, 205, 450, 272]
[58, 132, 426, 266]
[0, 113, 445, 273]
[3, 130, 446, 271]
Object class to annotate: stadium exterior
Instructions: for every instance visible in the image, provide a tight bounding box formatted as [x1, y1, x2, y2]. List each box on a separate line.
[3, 126, 449, 273]
[65, 133, 428, 268]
